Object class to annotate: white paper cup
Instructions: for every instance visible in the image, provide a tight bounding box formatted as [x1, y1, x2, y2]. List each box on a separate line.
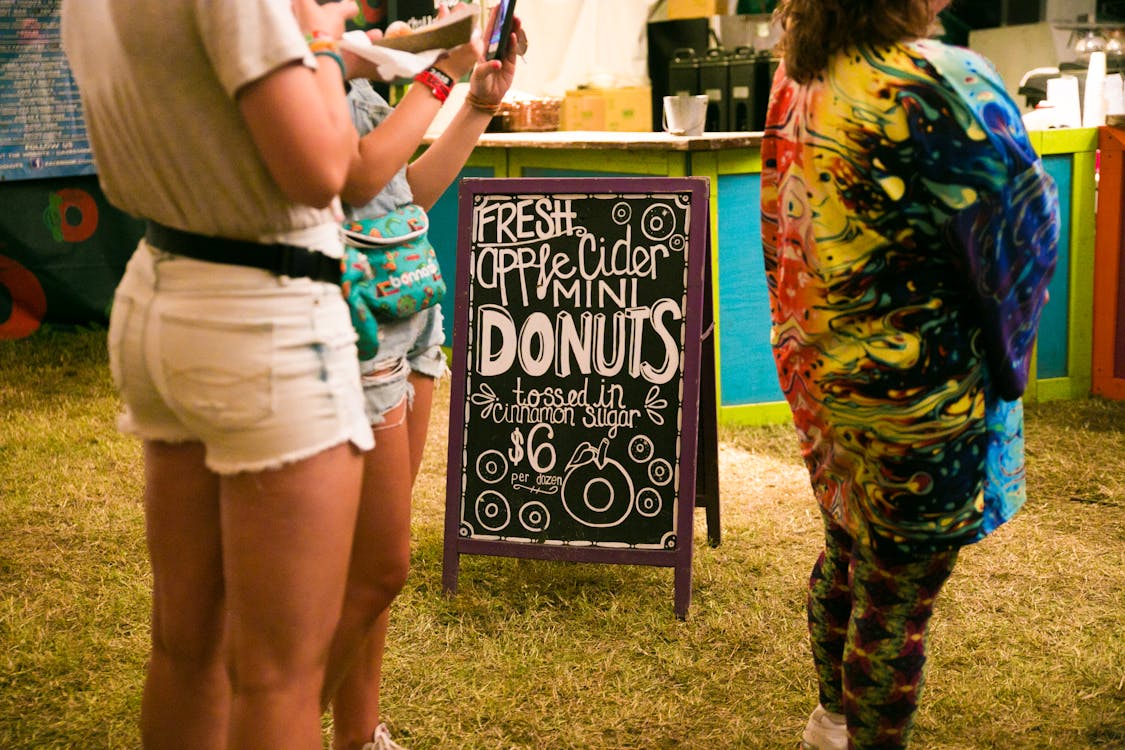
[1046, 75, 1082, 128]
[1105, 73, 1125, 116]
[662, 95, 708, 136]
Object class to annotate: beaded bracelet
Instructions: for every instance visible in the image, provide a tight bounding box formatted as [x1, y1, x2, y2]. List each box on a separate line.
[413, 67, 452, 103]
[308, 38, 339, 54]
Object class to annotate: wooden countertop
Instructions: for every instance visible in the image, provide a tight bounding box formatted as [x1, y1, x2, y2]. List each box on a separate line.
[430, 130, 764, 151]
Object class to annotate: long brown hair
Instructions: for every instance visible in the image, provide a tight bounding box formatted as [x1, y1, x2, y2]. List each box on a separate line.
[773, 0, 936, 83]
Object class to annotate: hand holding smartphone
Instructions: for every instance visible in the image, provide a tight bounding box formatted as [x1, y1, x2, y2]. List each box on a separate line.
[485, 0, 517, 60]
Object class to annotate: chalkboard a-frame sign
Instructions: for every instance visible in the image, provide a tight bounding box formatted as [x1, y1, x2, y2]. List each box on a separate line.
[443, 177, 714, 618]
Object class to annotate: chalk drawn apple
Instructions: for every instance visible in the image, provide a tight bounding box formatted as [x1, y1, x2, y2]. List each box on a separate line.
[561, 438, 634, 528]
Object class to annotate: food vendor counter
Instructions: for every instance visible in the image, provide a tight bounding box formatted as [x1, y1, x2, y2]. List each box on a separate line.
[0, 129, 1102, 422]
[424, 131, 792, 425]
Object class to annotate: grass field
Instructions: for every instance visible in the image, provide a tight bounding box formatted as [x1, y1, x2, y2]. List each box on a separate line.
[2, 327, 1123, 749]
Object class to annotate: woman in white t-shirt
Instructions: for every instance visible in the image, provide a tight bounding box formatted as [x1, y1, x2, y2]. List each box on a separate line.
[62, 1, 370, 747]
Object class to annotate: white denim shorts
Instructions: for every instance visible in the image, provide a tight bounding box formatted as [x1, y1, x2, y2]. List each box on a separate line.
[107, 241, 375, 475]
[359, 305, 448, 426]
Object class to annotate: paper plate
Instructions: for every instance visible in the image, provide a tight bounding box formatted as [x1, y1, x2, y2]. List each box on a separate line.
[374, 8, 477, 53]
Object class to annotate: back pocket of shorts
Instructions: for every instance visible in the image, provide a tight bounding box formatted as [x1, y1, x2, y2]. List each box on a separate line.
[158, 313, 274, 430]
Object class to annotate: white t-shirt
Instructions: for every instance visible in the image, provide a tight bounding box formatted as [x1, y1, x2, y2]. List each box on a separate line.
[61, 0, 336, 243]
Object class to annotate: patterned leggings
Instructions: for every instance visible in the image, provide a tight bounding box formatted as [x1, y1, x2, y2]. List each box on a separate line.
[808, 515, 958, 749]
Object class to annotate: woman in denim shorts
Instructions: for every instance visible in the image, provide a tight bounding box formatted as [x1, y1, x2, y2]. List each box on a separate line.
[63, 1, 372, 747]
[321, 7, 522, 749]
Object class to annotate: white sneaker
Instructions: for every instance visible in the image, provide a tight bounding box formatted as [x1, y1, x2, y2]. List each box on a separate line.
[362, 722, 407, 750]
[800, 704, 847, 750]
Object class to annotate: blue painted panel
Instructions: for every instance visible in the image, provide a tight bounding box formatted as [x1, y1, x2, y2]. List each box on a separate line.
[430, 166, 494, 346]
[716, 172, 783, 405]
[1038, 155, 1072, 379]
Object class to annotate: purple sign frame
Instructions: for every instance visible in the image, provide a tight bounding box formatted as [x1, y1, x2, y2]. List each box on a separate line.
[443, 177, 711, 619]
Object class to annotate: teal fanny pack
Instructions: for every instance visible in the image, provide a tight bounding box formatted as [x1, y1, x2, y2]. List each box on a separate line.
[340, 204, 447, 361]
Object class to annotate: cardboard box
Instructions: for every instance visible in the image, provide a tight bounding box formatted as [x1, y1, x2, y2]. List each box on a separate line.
[667, 0, 719, 19]
[564, 86, 654, 132]
[562, 89, 606, 131]
[604, 86, 653, 132]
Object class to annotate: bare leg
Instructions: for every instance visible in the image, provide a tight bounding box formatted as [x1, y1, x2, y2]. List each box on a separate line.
[141, 441, 228, 750]
[329, 373, 436, 749]
[404, 374, 435, 481]
[222, 442, 363, 750]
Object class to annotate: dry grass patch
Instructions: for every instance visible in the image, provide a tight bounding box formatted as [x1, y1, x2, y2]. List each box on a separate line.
[2, 328, 1122, 749]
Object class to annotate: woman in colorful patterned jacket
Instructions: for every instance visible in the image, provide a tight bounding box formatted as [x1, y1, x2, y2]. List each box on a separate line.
[760, 1, 1059, 747]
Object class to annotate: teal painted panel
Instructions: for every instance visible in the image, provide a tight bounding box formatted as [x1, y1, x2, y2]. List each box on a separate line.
[430, 166, 494, 345]
[1038, 155, 1072, 379]
[716, 172, 783, 405]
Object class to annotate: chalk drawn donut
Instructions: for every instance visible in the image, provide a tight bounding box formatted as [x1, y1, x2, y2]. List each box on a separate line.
[636, 487, 662, 518]
[641, 203, 677, 242]
[561, 437, 634, 528]
[661, 532, 677, 549]
[611, 201, 632, 225]
[519, 501, 551, 533]
[476, 449, 508, 484]
[474, 491, 511, 532]
[668, 233, 686, 252]
[45, 188, 98, 243]
[627, 435, 654, 464]
[0, 255, 47, 340]
[648, 458, 673, 486]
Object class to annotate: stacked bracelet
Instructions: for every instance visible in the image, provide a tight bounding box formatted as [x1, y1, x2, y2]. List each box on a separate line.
[413, 66, 454, 103]
[466, 91, 502, 115]
[306, 32, 345, 79]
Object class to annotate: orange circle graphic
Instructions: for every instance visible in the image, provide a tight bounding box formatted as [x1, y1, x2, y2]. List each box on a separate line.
[0, 255, 48, 339]
[55, 188, 99, 243]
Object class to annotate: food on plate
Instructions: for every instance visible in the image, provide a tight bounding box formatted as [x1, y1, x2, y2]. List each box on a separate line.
[385, 20, 414, 38]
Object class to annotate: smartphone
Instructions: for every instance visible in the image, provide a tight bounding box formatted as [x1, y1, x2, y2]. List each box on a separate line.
[485, 0, 517, 60]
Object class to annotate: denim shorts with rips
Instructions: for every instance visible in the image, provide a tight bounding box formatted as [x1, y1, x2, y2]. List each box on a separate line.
[359, 305, 448, 427]
[107, 241, 375, 475]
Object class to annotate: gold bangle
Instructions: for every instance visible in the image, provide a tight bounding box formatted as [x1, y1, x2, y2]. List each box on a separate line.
[466, 92, 502, 115]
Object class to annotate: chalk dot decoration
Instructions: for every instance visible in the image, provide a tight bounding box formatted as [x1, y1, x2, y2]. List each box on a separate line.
[648, 458, 673, 486]
[611, 201, 632, 225]
[628, 434, 654, 464]
[474, 490, 511, 532]
[636, 487, 662, 518]
[668, 233, 686, 252]
[641, 203, 677, 242]
[661, 531, 678, 550]
[519, 501, 551, 533]
[476, 449, 508, 484]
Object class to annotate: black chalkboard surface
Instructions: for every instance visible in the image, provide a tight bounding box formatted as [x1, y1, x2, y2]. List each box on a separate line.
[443, 177, 714, 618]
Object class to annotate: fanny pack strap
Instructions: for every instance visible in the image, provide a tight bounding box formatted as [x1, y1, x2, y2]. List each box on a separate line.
[144, 220, 342, 286]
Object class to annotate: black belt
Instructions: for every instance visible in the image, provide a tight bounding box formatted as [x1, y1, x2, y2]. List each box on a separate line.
[144, 221, 342, 286]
